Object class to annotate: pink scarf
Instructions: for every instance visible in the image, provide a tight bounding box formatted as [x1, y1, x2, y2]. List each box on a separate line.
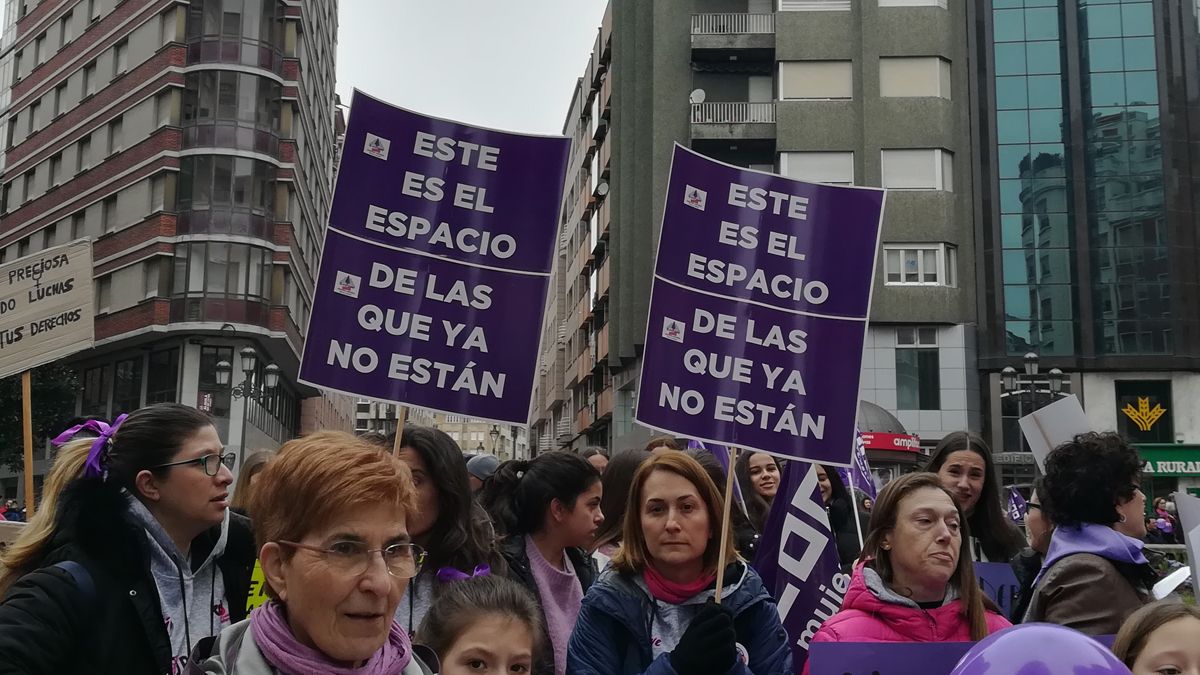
[250, 601, 413, 675]
[643, 564, 716, 604]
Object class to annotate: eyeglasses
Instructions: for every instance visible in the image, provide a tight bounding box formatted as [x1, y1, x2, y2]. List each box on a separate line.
[153, 452, 236, 477]
[278, 540, 426, 579]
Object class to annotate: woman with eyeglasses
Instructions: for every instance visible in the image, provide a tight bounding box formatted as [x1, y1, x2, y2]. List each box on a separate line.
[0, 403, 256, 675]
[185, 431, 434, 674]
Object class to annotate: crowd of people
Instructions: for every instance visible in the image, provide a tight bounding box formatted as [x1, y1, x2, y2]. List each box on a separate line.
[0, 402, 1195, 675]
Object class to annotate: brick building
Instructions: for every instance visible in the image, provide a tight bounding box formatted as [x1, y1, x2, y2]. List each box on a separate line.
[0, 0, 345, 496]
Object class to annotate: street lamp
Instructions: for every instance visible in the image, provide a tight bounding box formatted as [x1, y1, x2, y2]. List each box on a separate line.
[1000, 352, 1069, 455]
[219, 347, 280, 470]
[489, 424, 500, 453]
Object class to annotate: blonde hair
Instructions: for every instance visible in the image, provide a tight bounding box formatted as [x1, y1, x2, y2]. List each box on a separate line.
[0, 438, 92, 595]
[611, 450, 740, 576]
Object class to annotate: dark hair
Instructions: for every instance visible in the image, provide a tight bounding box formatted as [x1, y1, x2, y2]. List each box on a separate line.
[396, 425, 504, 573]
[107, 403, 215, 490]
[581, 446, 609, 461]
[1113, 600, 1200, 667]
[480, 451, 600, 537]
[591, 449, 651, 552]
[415, 575, 545, 662]
[820, 464, 851, 506]
[924, 431, 1024, 561]
[687, 449, 760, 555]
[1043, 431, 1145, 528]
[734, 451, 779, 532]
[862, 472, 997, 640]
[643, 436, 681, 453]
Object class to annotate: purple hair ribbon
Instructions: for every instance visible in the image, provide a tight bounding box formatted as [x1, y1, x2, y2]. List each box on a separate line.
[51, 413, 128, 479]
[435, 564, 491, 584]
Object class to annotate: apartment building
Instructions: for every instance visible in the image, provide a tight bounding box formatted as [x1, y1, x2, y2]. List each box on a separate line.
[0, 0, 346, 494]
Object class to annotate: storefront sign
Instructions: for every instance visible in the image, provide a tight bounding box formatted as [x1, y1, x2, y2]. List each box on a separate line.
[1136, 445, 1200, 477]
[1117, 380, 1173, 443]
[859, 431, 920, 452]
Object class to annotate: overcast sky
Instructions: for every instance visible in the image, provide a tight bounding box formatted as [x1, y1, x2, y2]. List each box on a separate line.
[336, 1, 609, 136]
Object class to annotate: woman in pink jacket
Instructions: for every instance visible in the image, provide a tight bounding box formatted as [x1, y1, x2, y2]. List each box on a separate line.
[803, 473, 1010, 673]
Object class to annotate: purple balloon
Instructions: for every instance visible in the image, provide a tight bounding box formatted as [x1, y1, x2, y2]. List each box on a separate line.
[950, 623, 1131, 675]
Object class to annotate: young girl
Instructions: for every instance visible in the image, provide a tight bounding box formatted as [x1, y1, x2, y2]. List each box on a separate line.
[479, 451, 603, 675]
[417, 574, 544, 675]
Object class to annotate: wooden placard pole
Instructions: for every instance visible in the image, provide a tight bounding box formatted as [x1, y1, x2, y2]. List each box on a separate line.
[391, 404, 409, 457]
[714, 445, 738, 604]
[21, 370, 35, 519]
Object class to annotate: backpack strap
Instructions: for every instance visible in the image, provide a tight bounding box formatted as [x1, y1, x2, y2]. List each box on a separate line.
[52, 560, 96, 608]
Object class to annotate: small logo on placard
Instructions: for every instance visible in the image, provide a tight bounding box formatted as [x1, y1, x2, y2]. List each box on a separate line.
[662, 317, 685, 343]
[335, 272, 361, 298]
[364, 133, 390, 160]
[735, 643, 749, 665]
[684, 185, 707, 211]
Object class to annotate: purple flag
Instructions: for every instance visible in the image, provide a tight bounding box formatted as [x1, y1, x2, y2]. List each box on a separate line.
[753, 459, 846, 673]
[298, 92, 570, 424]
[635, 146, 885, 466]
[1006, 486, 1028, 523]
[838, 429, 877, 501]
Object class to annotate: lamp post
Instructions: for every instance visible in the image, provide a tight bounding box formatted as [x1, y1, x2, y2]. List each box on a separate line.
[489, 424, 500, 454]
[999, 352, 1067, 454]
[215, 347, 280, 470]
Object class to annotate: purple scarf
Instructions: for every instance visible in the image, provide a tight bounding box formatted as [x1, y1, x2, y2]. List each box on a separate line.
[250, 601, 413, 675]
[1034, 522, 1149, 586]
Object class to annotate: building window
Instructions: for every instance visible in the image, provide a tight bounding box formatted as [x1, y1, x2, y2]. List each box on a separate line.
[82, 61, 97, 97]
[28, 100, 39, 134]
[880, 0, 946, 7]
[881, 149, 953, 190]
[113, 39, 128, 76]
[102, 196, 118, 233]
[82, 365, 112, 416]
[113, 357, 144, 414]
[779, 0, 851, 10]
[198, 346, 233, 417]
[96, 275, 111, 312]
[778, 151, 854, 185]
[59, 12, 72, 45]
[146, 348, 180, 403]
[108, 116, 123, 154]
[177, 156, 276, 215]
[884, 244, 957, 286]
[880, 57, 951, 99]
[172, 241, 273, 299]
[896, 327, 940, 411]
[778, 61, 852, 100]
[49, 153, 62, 185]
[53, 83, 66, 117]
[33, 34, 44, 64]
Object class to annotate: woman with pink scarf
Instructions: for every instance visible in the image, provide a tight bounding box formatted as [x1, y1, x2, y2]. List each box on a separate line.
[186, 432, 434, 675]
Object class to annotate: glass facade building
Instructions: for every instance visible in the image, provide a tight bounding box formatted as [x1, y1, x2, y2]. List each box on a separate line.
[975, 0, 1200, 473]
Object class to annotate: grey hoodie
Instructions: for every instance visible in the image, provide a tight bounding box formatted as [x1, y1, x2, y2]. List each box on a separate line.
[636, 563, 750, 659]
[859, 565, 959, 609]
[126, 493, 231, 671]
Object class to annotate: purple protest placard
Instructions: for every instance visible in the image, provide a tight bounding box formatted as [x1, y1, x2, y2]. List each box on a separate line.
[754, 458, 846, 673]
[298, 92, 569, 423]
[974, 561, 1021, 620]
[808, 634, 1117, 674]
[635, 145, 885, 465]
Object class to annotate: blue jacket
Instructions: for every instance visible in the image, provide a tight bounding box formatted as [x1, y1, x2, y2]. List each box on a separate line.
[566, 562, 792, 675]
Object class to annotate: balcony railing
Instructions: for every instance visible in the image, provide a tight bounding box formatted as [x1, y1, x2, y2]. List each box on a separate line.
[691, 102, 776, 124]
[691, 13, 775, 35]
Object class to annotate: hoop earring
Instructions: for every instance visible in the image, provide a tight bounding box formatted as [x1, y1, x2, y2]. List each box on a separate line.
[1119, 513, 1127, 523]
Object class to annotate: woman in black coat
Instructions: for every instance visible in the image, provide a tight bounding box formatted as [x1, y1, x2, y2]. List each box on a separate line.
[817, 464, 862, 570]
[0, 404, 256, 675]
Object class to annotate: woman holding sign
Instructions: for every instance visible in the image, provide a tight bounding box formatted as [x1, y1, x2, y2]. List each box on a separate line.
[0, 404, 256, 675]
[803, 472, 1009, 673]
[925, 432, 1024, 563]
[567, 451, 791, 675]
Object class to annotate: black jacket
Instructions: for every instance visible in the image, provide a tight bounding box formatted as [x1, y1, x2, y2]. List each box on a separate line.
[0, 479, 256, 675]
[500, 535, 598, 675]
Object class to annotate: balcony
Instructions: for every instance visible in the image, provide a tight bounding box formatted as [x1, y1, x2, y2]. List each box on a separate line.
[691, 102, 776, 140]
[597, 385, 614, 420]
[598, 259, 610, 298]
[691, 13, 775, 52]
[578, 406, 593, 431]
[597, 323, 610, 360]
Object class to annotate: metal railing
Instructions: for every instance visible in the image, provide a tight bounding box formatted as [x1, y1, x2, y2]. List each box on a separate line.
[691, 102, 776, 124]
[690, 13, 775, 35]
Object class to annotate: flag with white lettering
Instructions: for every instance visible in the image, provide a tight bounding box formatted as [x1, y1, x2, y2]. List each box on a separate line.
[837, 428, 877, 502]
[753, 459, 846, 673]
[1006, 486, 1028, 524]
